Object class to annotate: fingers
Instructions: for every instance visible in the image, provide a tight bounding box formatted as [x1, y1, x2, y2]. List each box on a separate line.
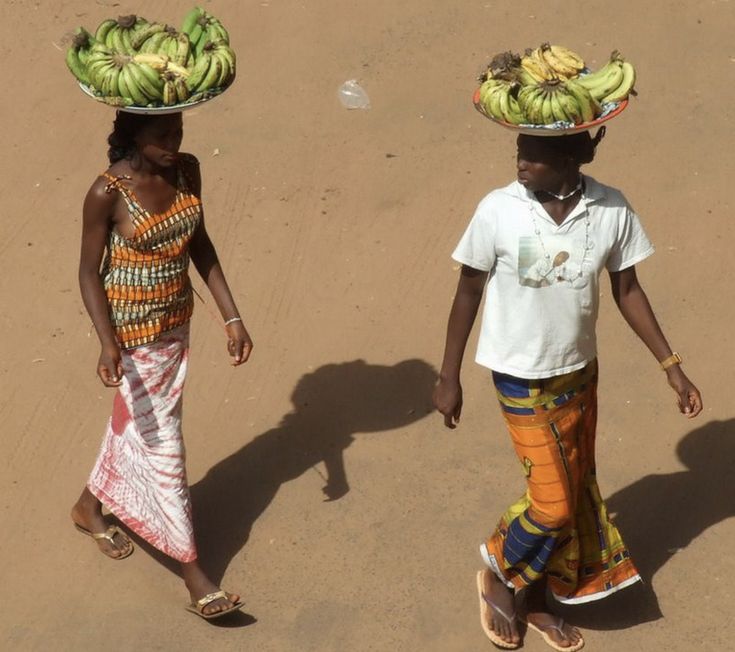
[228, 338, 253, 366]
[684, 389, 703, 418]
[98, 364, 122, 387]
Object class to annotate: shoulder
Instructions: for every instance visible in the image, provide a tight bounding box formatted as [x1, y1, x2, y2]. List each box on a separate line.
[472, 181, 526, 223]
[178, 152, 201, 192]
[584, 176, 630, 210]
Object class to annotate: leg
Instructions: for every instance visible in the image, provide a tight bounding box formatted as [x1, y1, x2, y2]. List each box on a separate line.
[478, 567, 521, 647]
[523, 579, 584, 650]
[181, 560, 241, 617]
[71, 486, 133, 559]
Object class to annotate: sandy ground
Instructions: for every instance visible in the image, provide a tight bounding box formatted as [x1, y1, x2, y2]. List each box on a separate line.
[1, 0, 734, 650]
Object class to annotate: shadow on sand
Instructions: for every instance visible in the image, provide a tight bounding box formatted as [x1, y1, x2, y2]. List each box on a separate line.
[553, 418, 735, 630]
[188, 358, 437, 582]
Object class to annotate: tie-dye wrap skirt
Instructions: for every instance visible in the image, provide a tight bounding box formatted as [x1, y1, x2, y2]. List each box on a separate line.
[480, 360, 640, 603]
[88, 325, 197, 563]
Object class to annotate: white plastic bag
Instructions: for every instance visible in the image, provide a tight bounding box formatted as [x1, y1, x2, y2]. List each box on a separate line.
[337, 80, 371, 109]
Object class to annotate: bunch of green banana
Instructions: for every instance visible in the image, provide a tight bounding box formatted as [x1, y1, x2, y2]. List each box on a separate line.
[576, 51, 636, 104]
[479, 79, 525, 126]
[65, 27, 95, 85]
[185, 40, 236, 92]
[135, 25, 193, 66]
[94, 15, 148, 55]
[517, 80, 600, 126]
[181, 6, 230, 57]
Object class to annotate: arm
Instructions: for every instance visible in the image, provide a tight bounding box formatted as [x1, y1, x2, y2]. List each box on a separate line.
[79, 178, 122, 387]
[609, 266, 702, 417]
[433, 265, 488, 428]
[186, 158, 253, 366]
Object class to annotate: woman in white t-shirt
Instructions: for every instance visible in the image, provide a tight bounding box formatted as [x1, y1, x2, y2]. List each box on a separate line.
[433, 130, 702, 651]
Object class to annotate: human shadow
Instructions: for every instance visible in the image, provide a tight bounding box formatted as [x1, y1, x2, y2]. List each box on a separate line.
[187, 358, 438, 583]
[553, 418, 735, 630]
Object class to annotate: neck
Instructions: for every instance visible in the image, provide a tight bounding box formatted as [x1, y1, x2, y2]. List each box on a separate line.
[537, 174, 583, 202]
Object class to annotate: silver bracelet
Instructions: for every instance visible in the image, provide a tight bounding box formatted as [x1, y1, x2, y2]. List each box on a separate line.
[224, 317, 242, 326]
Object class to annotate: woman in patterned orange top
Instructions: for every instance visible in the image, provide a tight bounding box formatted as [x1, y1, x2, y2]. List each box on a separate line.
[71, 110, 252, 620]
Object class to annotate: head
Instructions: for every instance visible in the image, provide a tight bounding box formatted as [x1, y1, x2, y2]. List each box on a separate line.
[107, 111, 183, 167]
[516, 127, 605, 193]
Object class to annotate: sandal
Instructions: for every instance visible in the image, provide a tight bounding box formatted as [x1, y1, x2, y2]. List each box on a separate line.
[74, 522, 134, 560]
[524, 616, 585, 652]
[186, 590, 244, 620]
[476, 571, 521, 649]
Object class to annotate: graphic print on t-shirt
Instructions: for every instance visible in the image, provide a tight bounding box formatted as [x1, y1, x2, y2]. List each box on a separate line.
[518, 235, 589, 289]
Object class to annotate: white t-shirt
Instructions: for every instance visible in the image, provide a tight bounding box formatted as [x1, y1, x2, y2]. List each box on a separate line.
[452, 176, 654, 378]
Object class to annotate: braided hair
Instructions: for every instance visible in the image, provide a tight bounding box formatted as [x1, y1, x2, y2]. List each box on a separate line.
[107, 111, 156, 164]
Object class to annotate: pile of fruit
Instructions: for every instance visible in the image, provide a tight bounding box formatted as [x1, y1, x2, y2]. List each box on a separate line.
[476, 44, 636, 127]
[65, 7, 236, 109]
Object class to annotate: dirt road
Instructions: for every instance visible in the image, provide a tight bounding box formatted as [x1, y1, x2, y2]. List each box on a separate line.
[1, 1, 733, 650]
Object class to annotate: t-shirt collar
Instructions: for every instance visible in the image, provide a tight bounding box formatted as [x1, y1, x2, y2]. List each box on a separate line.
[514, 174, 607, 204]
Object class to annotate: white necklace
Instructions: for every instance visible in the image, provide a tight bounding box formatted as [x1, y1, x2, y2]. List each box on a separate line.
[540, 177, 583, 201]
[529, 207, 593, 286]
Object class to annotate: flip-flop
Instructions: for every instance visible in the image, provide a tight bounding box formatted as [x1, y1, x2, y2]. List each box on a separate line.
[476, 570, 521, 650]
[524, 616, 585, 652]
[186, 590, 244, 620]
[74, 522, 134, 560]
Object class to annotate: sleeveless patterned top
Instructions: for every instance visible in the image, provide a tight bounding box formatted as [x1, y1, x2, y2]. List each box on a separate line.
[100, 156, 202, 349]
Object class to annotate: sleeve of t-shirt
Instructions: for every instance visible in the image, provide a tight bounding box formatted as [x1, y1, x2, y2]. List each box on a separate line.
[606, 203, 655, 272]
[451, 196, 497, 272]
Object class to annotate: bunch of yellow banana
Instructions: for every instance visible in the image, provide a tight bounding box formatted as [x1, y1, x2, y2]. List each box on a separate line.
[520, 44, 586, 82]
[185, 40, 236, 93]
[575, 51, 636, 104]
[478, 79, 525, 126]
[94, 15, 149, 55]
[181, 6, 231, 57]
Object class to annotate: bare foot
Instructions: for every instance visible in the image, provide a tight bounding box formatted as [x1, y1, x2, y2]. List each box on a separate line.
[478, 567, 521, 647]
[71, 487, 133, 559]
[182, 561, 241, 617]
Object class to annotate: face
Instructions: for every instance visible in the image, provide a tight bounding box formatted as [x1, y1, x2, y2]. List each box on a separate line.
[516, 135, 573, 193]
[134, 113, 184, 167]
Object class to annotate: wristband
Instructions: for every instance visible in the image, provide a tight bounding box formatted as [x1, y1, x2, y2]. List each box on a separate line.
[224, 317, 242, 326]
[659, 352, 682, 371]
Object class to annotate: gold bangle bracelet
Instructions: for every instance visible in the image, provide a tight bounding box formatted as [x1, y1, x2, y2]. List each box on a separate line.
[659, 352, 682, 370]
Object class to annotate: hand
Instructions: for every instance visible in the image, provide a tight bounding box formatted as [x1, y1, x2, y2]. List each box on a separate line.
[97, 343, 123, 387]
[225, 320, 253, 366]
[433, 377, 463, 428]
[666, 366, 703, 418]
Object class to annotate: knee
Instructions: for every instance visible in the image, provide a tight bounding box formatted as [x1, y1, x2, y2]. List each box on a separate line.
[527, 503, 573, 531]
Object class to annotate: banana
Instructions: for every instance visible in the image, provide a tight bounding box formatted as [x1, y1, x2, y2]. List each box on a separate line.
[189, 22, 204, 47]
[207, 22, 230, 44]
[127, 62, 162, 102]
[549, 89, 570, 123]
[174, 77, 191, 103]
[141, 30, 168, 54]
[486, 85, 506, 121]
[94, 19, 117, 45]
[563, 78, 598, 122]
[100, 66, 120, 97]
[116, 64, 132, 101]
[540, 91, 555, 124]
[166, 61, 190, 78]
[121, 64, 149, 105]
[109, 26, 127, 54]
[195, 56, 221, 90]
[549, 45, 585, 71]
[518, 86, 543, 124]
[135, 62, 165, 95]
[539, 43, 584, 78]
[498, 88, 524, 125]
[133, 52, 169, 71]
[102, 95, 135, 107]
[162, 78, 178, 106]
[213, 53, 232, 87]
[120, 28, 134, 54]
[558, 90, 584, 125]
[521, 51, 555, 82]
[582, 60, 624, 102]
[601, 60, 636, 104]
[174, 33, 191, 66]
[131, 23, 166, 51]
[65, 47, 89, 85]
[88, 59, 116, 89]
[185, 52, 212, 91]
[181, 6, 204, 35]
